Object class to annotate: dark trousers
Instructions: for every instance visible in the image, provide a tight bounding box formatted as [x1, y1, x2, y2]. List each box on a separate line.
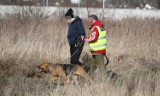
[70, 43, 84, 65]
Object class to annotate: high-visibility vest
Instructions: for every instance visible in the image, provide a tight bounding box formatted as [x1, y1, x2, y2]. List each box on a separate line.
[89, 26, 107, 51]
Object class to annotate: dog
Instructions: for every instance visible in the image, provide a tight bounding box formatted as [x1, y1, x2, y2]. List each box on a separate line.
[37, 62, 92, 85]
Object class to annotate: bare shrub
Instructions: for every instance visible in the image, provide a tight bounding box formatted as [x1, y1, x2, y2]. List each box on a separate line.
[12, 6, 49, 22]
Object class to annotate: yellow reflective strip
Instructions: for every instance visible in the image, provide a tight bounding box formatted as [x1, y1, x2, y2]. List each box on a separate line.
[92, 43, 107, 48]
[98, 36, 106, 40]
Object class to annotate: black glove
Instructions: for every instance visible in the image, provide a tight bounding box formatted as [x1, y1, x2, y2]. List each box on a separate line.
[75, 36, 84, 47]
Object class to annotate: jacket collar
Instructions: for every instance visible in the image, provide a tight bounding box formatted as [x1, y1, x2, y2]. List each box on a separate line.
[89, 20, 103, 29]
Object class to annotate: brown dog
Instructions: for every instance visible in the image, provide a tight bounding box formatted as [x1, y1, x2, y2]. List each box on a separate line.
[37, 62, 92, 85]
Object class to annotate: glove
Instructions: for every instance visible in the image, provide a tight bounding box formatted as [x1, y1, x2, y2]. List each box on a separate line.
[75, 36, 84, 47]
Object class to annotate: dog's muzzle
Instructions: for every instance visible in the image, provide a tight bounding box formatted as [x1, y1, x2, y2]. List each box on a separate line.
[38, 68, 48, 73]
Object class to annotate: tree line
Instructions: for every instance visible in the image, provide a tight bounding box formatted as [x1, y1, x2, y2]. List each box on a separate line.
[0, 0, 160, 9]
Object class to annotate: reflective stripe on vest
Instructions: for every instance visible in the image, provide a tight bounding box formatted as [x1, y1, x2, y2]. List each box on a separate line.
[89, 26, 107, 51]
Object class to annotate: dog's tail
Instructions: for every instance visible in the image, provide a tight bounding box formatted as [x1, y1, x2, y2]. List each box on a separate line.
[104, 54, 109, 68]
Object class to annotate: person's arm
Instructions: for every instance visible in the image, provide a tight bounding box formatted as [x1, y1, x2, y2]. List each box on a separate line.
[84, 27, 99, 43]
[77, 21, 86, 36]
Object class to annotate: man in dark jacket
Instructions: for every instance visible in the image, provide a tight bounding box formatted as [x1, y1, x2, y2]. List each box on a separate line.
[65, 8, 86, 65]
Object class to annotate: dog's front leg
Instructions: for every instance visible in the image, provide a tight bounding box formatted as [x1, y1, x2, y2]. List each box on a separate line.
[58, 72, 68, 85]
[75, 66, 93, 83]
[60, 73, 68, 85]
[55, 66, 68, 85]
[49, 75, 58, 84]
[73, 75, 79, 86]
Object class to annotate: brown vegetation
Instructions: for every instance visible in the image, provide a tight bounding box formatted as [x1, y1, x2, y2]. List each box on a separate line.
[0, 15, 160, 96]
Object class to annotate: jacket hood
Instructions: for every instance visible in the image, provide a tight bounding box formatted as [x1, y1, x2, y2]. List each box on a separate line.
[75, 16, 82, 22]
[71, 16, 82, 24]
[90, 20, 103, 29]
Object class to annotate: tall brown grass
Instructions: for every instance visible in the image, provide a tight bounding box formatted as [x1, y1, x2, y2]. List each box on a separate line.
[0, 14, 160, 96]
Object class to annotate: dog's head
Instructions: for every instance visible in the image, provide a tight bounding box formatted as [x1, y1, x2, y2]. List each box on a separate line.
[37, 62, 50, 73]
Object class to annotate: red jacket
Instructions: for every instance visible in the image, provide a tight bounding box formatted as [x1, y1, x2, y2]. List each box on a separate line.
[84, 20, 106, 55]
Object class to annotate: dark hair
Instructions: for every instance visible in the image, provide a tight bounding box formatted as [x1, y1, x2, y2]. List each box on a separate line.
[89, 15, 98, 20]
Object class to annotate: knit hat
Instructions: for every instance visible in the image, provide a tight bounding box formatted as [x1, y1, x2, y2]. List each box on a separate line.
[65, 8, 74, 18]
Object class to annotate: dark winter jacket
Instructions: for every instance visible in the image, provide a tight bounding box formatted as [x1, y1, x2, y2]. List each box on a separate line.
[67, 17, 85, 46]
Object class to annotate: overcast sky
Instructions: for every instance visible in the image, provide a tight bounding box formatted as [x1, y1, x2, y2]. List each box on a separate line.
[71, 0, 81, 4]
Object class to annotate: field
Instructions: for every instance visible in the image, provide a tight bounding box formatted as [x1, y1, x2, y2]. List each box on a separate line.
[0, 9, 160, 96]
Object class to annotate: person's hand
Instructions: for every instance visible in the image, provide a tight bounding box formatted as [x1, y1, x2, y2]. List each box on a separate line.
[81, 36, 84, 40]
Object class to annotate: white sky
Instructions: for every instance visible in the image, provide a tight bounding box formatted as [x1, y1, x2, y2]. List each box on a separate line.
[71, 0, 81, 4]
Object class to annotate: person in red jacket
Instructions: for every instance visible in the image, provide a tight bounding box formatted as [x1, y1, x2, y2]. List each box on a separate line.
[83, 15, 108, 75]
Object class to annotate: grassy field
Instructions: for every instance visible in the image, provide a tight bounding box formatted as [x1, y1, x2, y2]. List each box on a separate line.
[0, 14, 160, 96]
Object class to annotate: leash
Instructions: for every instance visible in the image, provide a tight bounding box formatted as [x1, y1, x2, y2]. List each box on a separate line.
[55, 39, 84, 64]
[56, 48, 80, 64]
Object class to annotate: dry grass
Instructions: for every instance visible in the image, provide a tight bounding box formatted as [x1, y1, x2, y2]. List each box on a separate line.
[107, 18, 160, 60]
[0, 15, 160, 96]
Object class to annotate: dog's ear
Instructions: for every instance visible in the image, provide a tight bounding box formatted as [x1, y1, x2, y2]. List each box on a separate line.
[46, 67, 50, 73]
[42, 63, 50, 72]
[42, 65, 49, 73]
